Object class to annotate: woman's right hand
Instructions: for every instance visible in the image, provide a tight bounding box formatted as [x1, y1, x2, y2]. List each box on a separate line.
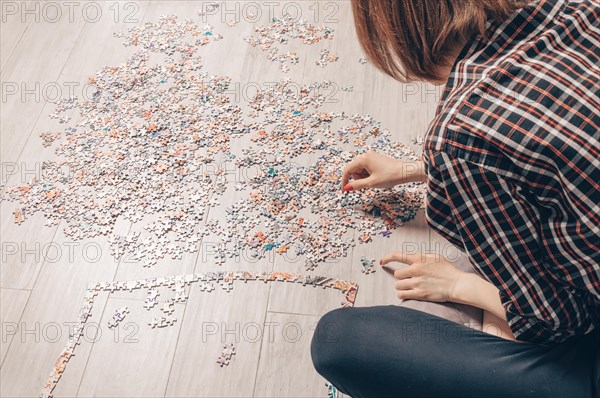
[341, 151, 425, 191]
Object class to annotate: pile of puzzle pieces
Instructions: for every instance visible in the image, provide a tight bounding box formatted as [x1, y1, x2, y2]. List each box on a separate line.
[5, 14, 424, 272]
[40, 271, 358, 397]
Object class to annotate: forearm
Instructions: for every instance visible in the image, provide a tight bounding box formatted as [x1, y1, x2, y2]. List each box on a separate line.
[452, 273, 516, 340]
[483, 311, 516, 341]
[452, 273, 505, 318]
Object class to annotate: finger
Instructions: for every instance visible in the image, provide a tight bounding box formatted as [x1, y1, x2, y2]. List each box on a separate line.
[341, 158, 364, 189]
[393, 267, 414, 280]
[382, 263, 414, 280]
[351, 171, 369, 180]
[394, 279, 415, 291]
[381, 252, 422, 266]
[396, 289, 421, 301]
[349, 175, 376, 191]
[341, 162, 354, 189]
[341, 167, 351, 190]
[381, 264, 396, 277]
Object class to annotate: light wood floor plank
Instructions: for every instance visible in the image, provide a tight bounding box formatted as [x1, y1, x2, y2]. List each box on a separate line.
[0, 6, 29, 73]
[59, 1, 149, 78]
[75, 296, 182, 397]
[0, 220, 126, 397]
[253, 312, 326, 397]
[0, 11, 86, 165]
[165, 279, 271, 397]
[0, 287, 30, 366]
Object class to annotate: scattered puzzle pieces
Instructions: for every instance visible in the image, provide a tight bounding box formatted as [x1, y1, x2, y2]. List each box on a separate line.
[40, 271, 358, 397]
[6, 14, 424, 272]
[244, 14, 334, 72]
[316, 49, 339, 68]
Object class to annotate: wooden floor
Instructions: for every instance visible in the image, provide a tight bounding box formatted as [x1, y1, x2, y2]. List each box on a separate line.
[0, 1, 461, 397]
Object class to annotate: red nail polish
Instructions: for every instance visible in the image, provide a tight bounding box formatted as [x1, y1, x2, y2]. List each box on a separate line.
[342, 184, 353, 192]
[379, 259, 382, 266]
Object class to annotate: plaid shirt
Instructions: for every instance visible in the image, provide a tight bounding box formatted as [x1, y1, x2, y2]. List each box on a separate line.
[424, 0, 599, 344]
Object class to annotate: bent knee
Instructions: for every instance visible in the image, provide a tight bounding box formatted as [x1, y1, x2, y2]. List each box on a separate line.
[311, 308, 355, 376]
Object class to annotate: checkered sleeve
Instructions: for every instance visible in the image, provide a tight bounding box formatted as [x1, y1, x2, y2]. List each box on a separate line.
[427, 151, 595, 344]
[424, 160, 465, 250]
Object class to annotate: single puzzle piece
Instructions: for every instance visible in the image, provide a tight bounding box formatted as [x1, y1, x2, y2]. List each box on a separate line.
[326, 382, 338, 398]
[108, 306, 129, 329]
[144, 289, 160, 310]
[13, 208, 24, 225]
[125, 280, 140, 292]
[220, 282, 234, 293]
[160, 300, 175, 315]
[173, 281, 185, 293]
[360, 256, 376, 275]
[108, 281, 120, 293]
[173, 289, 188, 303]
[216, 343, 236, 367]
[114, 306, 128, 320]
[148, 316, 177, 328]
[198, 282, 215, 292]
[341, 285, 358, 307]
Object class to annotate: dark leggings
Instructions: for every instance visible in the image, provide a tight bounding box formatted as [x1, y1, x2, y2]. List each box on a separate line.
[311, 306, 600, 398]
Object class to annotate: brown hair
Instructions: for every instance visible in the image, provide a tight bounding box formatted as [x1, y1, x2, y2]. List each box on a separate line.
[352, 0, 529, 83]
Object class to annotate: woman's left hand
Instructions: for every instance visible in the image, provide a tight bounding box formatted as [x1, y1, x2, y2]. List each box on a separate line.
[381, 252, 466, 303]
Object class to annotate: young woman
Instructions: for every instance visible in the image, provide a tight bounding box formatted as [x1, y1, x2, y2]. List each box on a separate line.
[311, 0, 599, 397]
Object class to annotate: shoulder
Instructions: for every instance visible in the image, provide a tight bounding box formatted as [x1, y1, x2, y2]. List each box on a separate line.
[425, 0, 599, 185]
